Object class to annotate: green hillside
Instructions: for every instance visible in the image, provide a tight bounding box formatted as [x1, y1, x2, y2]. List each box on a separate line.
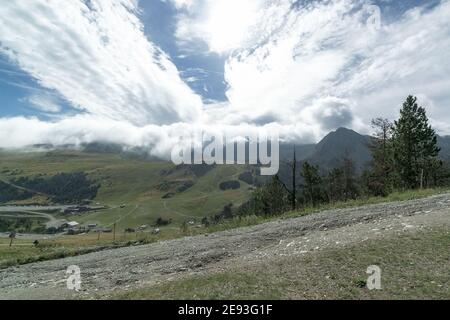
[0, 150, 253, 231]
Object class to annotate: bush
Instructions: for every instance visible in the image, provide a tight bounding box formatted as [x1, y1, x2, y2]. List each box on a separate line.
[155, 217, 172, 226]
[238, 171, 255, 185]
[219, 180, 241, 191]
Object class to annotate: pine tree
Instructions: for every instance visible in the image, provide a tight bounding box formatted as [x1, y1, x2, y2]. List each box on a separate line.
[253, 176, 290, 216]
[274, 147, 297, 211]
[342, 156, 359, 200]
[392, 96, 440, 189]
[301, 161, 323, 206]
[325, 168, 345, 203]
[292, 146, 297, 210]
[367, 118, 394, 196]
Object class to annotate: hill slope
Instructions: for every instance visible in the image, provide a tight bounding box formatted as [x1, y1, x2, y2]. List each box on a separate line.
[2, 128, 450, 231]
[1, 193, 449, 299]
[0, 150, 252, 230]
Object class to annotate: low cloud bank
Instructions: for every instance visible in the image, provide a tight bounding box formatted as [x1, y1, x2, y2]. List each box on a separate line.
[0, 116, 320, 160]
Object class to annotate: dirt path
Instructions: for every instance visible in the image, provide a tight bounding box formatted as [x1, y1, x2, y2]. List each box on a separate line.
[1, 193, 449, 300]
[0, 210, 60, 231]
[22, 210, 57, 222]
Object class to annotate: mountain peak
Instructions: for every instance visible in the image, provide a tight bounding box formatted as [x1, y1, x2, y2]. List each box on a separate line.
[335, 127, 353, 132]
[331, 127, 360, 136]
[308, 127, 372, 172]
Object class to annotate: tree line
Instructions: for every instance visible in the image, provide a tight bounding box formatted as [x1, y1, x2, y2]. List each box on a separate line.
[12, 172, 100, 204]
[234, 95, 450, 218]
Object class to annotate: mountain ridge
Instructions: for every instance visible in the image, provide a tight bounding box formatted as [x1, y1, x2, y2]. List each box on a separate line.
[284, 127, 450, 172]
[21, 127, 450, 169]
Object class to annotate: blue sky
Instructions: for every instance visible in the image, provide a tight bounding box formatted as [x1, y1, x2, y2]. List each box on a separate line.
[139, 0, 228, 102]
[0, 0, 449, 153]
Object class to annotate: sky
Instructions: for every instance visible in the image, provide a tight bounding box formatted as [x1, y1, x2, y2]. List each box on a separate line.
[0, 0, 449, 157]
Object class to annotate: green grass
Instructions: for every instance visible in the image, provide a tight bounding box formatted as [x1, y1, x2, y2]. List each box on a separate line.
[119, 273, 285, 300]
[2, 186, 448, 269]
[0, 150, 252, 229]
[181, 187, 450, 237]
[0, 232, 166, 269]
[115, 228, 450, 300]
[1, 150, 450, 270]
[0, 243, 104, 269]
[282, 187, 450, 218]
[2, 150, 446, 232]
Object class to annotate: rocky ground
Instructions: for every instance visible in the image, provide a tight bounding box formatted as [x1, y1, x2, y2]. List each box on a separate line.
[1, 194, 449, 299]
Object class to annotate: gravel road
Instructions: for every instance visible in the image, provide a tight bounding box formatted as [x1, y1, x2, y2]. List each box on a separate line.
[1, 194, 449, 299]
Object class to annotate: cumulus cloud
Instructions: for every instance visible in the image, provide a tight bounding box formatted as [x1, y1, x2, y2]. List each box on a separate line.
[303, 97, 354, 131]
[0, 0, 203, 125]
[172, 0, 267, 54]
[337, 1, 450, 129]
[197, 0, 450, 137]
[2, 0, 450, 152]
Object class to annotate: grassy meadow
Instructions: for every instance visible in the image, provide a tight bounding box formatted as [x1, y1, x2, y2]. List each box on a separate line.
[0, 149, 252, 231]
[1, 149, 450, 271]
[115, 228, 450, 300]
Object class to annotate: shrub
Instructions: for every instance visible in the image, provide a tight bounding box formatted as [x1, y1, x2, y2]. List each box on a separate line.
[219, 180, 241, 191]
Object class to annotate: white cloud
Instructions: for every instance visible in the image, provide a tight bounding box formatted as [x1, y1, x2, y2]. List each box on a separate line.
[21, 94, 62, 113]
[201, 0, 372, 132]
[204, 0, 450, 137]
[302, 97, 354, 131]
[166, 0, 198, 10]
[2, 0, 450, 152]
[170, 0, 270, 54]
[0, 0, 203, 125]
[336, 1, 450, 128]
[0, 116, 316, 158]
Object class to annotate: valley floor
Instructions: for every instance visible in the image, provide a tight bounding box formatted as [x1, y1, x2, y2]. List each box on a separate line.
[0, 194, 449, 300]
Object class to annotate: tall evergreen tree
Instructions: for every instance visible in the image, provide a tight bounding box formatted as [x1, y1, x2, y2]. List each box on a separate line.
[342, 156, 359, 200]
[291, 146, 297, 210]
[392, 96, 440, 189]
[253, 177, 290, 216]
[367, 118, 394, 196]
[301, 161, 323, 206]
[325, 168, 345, 203]
[274, 147, 297, 211]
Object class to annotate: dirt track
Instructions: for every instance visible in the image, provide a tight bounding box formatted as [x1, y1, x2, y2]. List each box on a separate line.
[1, 194, 450, 300]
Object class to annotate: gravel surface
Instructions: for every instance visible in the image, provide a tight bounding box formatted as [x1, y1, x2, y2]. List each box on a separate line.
[1, 194, 449, 299]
